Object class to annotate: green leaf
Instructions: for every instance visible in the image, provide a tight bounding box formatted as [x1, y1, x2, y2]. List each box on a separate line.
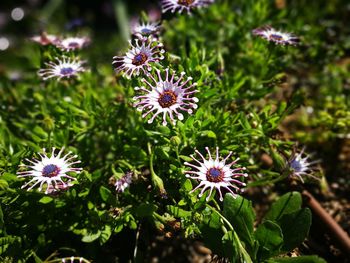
[223, 194, 255, 250]
[0, 179, 9, 190]
[100, 225, 112, 245]
[200, 210, 224, 256]
[0, 236, 21, 255]
[200, 130, 217, 139]
[279, 208, 312, 252]
[82, 230, 101, 243]
[39, 196, 53, 204]
[265, 192, 302, 221]
[255, 220, 283, 260]
[167, 205, 192, 218]
[99, 186, 113, 203]
[267, 255, 327, 263]
[0, 205, 4, 229]
[133, 203, 157, 218]
[222, 231, 239, 262]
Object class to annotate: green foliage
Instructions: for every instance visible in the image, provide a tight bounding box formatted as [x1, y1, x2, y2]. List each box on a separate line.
[0, 0, 347, 261]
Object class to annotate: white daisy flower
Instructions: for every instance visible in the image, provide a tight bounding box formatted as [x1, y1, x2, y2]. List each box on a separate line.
[56, 36, 90, 51]
[115, 172, 133, 193]
[30, 32, 60, 46]
[112, 38, 165, 78]
[287, 147, 320, 183]
[38, 57, 86, 80]
[161, 0, 215, 14]
[252, 26, 300, 46]
[17, 147, 82, 194]
[184, 147, 248, 201]
[133, 68, 199, 126]
[132, 21, 161, 41]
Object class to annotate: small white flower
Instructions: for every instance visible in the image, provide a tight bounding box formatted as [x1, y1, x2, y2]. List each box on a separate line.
[184, 147, 248, 201]
[17, 147, 82, 194]
[115, 172, 133, 193]
[252, 26, 300, 46]
[112, 38, 165, 78]
[38, 57, 86, 80]
[132, 21, 161, 41]
[287, 147, 320, 183]
[161, 0, 215, 14]
[133, 68, 199, 126]
[30, 32, 60, 46]
[56, 36, 90, 51]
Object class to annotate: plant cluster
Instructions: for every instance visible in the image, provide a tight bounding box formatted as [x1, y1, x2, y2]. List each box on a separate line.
[0, 0, 349, 262]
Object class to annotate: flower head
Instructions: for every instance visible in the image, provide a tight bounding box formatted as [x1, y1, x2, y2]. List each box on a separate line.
[184, 147, 248, 201]
[133, 68, 199, 126]
[56, 36, 90, 51]
[132, 21, 161, 41]
[17, 147, 82, 194]
[61, 256, 89, 263]
[112, 38, 165, 78]
[161, 0, 215, 14]
[38, 57, 86, 80]
[30, 32, 60, 46]
[287, 147, 320, 183]
[252, 26, 300, 46]
[115, 171, 133, 193]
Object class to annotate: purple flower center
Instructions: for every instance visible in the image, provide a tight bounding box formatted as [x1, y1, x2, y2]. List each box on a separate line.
[290, 159, 303, 172]
[141, 28, 152, 35]
[158, 91, 177, 108]
[206, 168, 224, 183]
[42, 164, 60, 178]
[270, 34, 283, 41]
[178, 0, 195, 6]
[68, 41, 79, 48]
[132, 53, 148, 66]
[60, 67, 74, 75]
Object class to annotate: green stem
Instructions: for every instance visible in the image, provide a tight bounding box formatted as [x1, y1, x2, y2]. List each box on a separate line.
[206, 204, 253, 263]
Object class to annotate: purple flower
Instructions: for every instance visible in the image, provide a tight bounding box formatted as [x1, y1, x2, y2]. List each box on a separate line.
[115, 172, 133, 193]
[112, 38, 165, 78]
[252, 25, 300, 46]
[38, 57, 86, 81]
[287, 147, 320, 183]
[17, 147, 82, 194]
[161, 0, 215, 14]
[184, 147, 248, 201]
[133, 68, 199, 126]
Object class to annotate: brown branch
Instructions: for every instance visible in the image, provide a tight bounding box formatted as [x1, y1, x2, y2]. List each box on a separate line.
[302, 190, 350, 255]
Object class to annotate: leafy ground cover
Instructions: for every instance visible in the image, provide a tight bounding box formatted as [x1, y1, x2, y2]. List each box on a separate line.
[0, 0, 349, 262]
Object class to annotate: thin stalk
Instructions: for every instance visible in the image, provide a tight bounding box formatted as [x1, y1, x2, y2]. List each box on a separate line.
[206, 204, 253, 263]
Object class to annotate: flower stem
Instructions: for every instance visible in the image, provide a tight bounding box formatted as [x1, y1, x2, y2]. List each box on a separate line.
[206, 204, 253, 263]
